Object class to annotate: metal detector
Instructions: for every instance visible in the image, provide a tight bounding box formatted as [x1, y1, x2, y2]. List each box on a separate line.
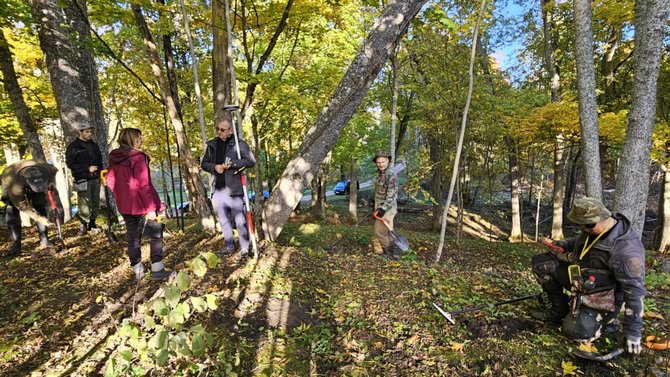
[46, 188, 66, 250]
[222, 0, 259, 256]
[327, 211, 372, 251]
[571, 347, 624, 362]
[433, 293, 541, 324]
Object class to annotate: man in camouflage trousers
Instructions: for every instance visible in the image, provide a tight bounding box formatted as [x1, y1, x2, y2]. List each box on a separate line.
[531, 197, 646, 355]
[372, 152, 399, 260]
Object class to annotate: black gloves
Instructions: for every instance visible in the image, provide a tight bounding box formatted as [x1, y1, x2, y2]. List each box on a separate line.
[374, 208, 386, 218]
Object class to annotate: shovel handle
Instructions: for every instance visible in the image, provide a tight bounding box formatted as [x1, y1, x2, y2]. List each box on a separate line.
[100, 169, 108, 187]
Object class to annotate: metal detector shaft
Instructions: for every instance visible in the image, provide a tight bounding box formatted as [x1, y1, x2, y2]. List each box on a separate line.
[223, 0, 259, 256]
[434, 293, 540, 324]
[327, 212, 372, 250]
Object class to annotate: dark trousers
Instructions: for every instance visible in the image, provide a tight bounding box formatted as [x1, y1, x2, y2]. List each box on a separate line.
[122, 214, 164, 266]
[211, 190, 249, 251]
[5, 194, 49, 249]
[76, 178, 100, 226]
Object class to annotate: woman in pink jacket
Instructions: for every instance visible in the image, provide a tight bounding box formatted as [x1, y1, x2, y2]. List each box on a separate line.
[107, 128, 174, 281]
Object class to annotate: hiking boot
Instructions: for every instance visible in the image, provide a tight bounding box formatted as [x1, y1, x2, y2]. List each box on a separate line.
[531, 293, 569, 324]
[150, 261, 176, 281]
[77, 223, 88, 236]
[238, 250, 250, 264]
[132, 262, 146, 282]
[218, 245, 235, 256]
[39, 239, 53, 249]
[6, 243, 20, 257]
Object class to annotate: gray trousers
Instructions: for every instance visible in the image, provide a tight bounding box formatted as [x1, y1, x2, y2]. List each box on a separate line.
[212, 190, 249, 252]
[76, 178, 100, 225]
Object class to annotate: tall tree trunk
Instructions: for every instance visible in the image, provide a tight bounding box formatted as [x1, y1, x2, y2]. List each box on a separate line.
[0, 31, 47, 162]
[429, 135, 443, 230]
[389, 46, 399, 165]
[573, 0, 602, 198]
[614, 0, 670, 235]
[654, 165, 670, 252]
[212, 0, 232, 126]
[349, 159, 358, 221]
[30, 0, 95, 141]
[132, 4, 214, 230]
[551, 135, 567, 239]
[564, 143, 581, 212]
[65, 0, 109, 166]
[542, 0, 562, 102]
[261, 0, 427, 241]
[434, 0, 487, 263]
[506, 136, 523, 242]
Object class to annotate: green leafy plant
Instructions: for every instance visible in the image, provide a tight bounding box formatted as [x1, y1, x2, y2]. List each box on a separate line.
[104, 251, 220, 376]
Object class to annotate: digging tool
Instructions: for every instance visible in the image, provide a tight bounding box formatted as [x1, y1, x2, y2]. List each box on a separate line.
[571, 347, 624, 362]
[373, 212, 409, 251]
[100, 170, 118, 243]
[327, 212, 372, 251]
[46, 188, 66, 250]
[433, 293, 541, 324]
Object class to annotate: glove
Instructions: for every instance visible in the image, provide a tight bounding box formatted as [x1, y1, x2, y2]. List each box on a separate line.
[626, 336, 642, 355]
[374, 208, 385, 218]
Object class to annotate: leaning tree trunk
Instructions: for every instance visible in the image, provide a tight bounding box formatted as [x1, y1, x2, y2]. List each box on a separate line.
[429, 134, 443, 230]
[573, 0, 602, 199]
[30, 0, 95, 141]
[261, 0, 427, 241]
[654, 165, 670, 252]
[614, 0, 670, 235]
[132, 4, 214, 230]
[0, 31, 47, 162]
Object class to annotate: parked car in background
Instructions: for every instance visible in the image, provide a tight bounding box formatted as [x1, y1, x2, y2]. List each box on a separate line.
[334, 179, 359, 195]
[248, 191, 269, 201]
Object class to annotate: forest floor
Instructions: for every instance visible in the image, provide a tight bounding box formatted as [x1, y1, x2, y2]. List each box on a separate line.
[0, 199, 668, 376]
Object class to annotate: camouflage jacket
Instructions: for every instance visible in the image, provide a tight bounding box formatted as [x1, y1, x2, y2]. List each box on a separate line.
[374, 167, 398, 212]
[563, 213, 646, 339]
[1, 160, 58, 221]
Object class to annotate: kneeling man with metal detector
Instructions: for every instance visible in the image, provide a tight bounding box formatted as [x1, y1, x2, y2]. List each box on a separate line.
[531, 197, 646, 357]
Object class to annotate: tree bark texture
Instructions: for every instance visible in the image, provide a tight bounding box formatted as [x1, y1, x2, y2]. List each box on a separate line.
[614, 0, 670, 235]
[0, 31, 47, 162]
[212, 0, 232, 126]
[64, 0, 109, 166]
[132, 4, 214, 229]
[261, 0, 427, 241]
[573, 0, 602, 198]
[30, 0, 95, 141]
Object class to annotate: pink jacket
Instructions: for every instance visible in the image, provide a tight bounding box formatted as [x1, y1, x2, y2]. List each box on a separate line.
[107, 147, 163, 216]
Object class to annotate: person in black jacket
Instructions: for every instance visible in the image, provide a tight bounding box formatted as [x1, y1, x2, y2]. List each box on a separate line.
[201, 119, 256, 258]
[66, 125, 103, 235]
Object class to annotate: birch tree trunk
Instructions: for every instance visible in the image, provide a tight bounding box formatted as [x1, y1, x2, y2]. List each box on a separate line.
[349, 159, 358, 221]
[0, 31, 47, 162]
[132, 4, 214, 230]
[506, 136, 523, 243]
[654, 165, 669, 252]
[261, 0, 427, 241]
[573, 0, 602, 198]
[551, 135, 566, 239]
[614, 0, 670, 235]
[434, 0, 487, 263]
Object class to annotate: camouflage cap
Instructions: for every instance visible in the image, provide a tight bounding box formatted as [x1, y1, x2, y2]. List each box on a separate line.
[567, 197, 611, 225]
[372, 152, 391, 162]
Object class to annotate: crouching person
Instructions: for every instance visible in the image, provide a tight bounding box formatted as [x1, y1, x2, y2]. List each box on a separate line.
[1, 160, 63, 256]
[531, 198, 646, 355]
[107, 128, 174, 281]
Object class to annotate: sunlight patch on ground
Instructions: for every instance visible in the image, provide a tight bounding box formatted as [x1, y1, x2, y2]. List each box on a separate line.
[298, 223, 321, 235]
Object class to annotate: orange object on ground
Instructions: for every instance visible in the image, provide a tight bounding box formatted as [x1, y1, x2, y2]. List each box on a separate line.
[645, 335, 669, 350]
